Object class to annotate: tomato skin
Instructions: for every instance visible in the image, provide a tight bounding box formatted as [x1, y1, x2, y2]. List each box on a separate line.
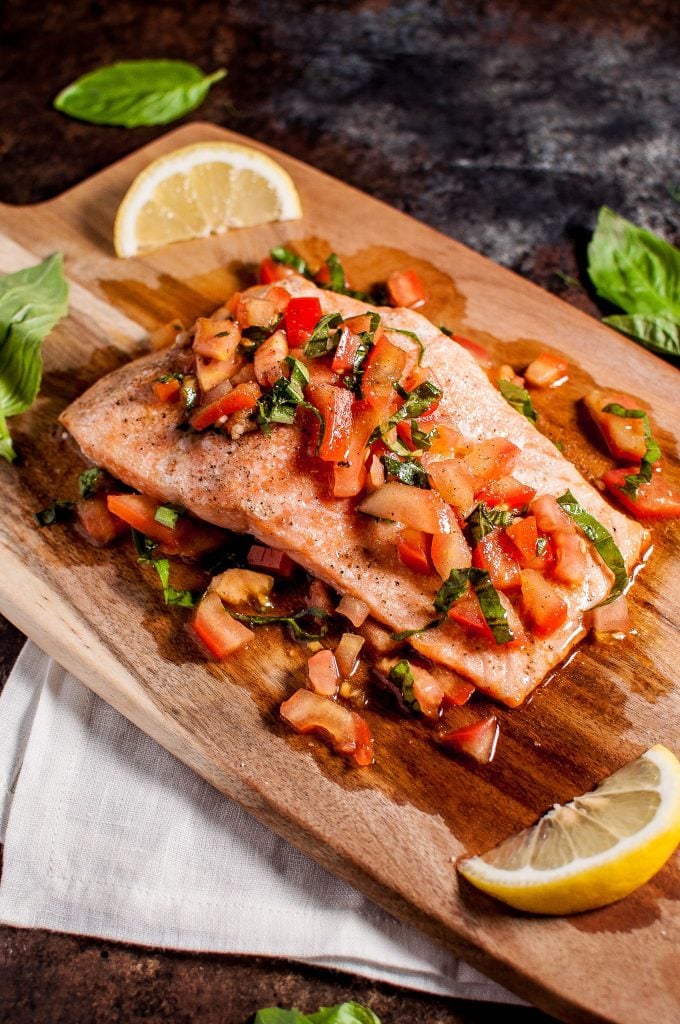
[306, 382, 354, 462]
[436, 714, 499, 763]
[603, 465, 680, 519]
[361, 334, 408, 410]
[531, 494, 574, 535]
[524, 352, 569, 387]
[105, 494, 224, 558]
[75, 495, 127, 546]
[448, 590, 495, 642]
[331, 325, 363, 373]
[192, 591, 254, 660]
[190, 382, 261, 431]
[280, 688, 374, 766]
[583, 389, 648, 462]
[397, 528, 433, 575]
[422, 454, 476, 516]
[193, 318, 241, 362]
[332, 401, 383, 498]
[464, 438, 520, 484]
[551, 529, 588, 586]
[505, 515, 554, 572]
[520, 569, 568, 638]
[284, 297, 323, 347]
[306, 649, 340, 697]
[430, 524, 471, 578]
[386, 268, 425, 308]
[475, 475, 536, 511]
[472, 529, 521, 591]
[259, 257, 296, 284]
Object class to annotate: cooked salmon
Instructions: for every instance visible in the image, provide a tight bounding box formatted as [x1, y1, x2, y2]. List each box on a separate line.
[60, 277, 648, 706]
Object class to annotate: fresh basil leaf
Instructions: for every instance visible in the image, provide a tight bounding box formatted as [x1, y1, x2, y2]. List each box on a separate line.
[253, 1011, 308, 1024]
[388, 326, 425, 364]
[380, 454, 430, 488]
[556, 490, 627, 604]
[303, 313, 343, 358]
[154, 505, 181, 529]
[433, 569, 471, 615]
[602, 403, 660, 500]
[466, 503, 512, 547]
[78, 467, 104, 499]
[151, 558, 196, 607]
[54, 60, 226, 127]
[391, 618, 442, 642]
[284, 355, 310, 395]
[370, 381, 441, 442]
[232, 606, 329, 641]
[240, 317, 283, 351]
[409, 420, 437, 450]
[602, 314, 680, 358]
[0, 253, 69, 462]
[388, 659, 419, 711]
[35, 500, 74, 527]
[257, 360, 324, 449]
[254, 1005, 381, 1024]
[131, 528, 158, 561]
[341, 312, 381, 396]
[497, 379, 537, 423]
[323, 253, 346, 291]
[588, 207, 680, 322]
[470, 567, 514, 644]
[270, 247, 310, 276]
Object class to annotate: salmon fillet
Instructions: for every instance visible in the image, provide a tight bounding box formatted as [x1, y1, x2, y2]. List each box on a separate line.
[60, 277, 648, 706]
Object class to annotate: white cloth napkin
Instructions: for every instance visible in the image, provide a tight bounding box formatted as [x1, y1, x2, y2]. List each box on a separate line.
[0, 641, 523, 1004]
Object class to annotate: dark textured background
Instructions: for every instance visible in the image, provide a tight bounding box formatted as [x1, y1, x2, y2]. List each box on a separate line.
[1, 1, 678, 1021]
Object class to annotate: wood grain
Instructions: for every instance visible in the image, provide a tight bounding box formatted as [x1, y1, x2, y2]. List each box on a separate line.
[0, 123, 678, 1024]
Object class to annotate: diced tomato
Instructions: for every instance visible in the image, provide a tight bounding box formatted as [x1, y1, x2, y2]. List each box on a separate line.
[386, 268, 425, 308]
[421, 454, 476, 516]
[426, 422, 465, 457]
[365, 453, 385, 493]
[307, 579, 335, 615]
[195, 356, 236, 394]
[530, 494, 574, 535]
[472, 529, 521, 592]
[551, 530, 588, 587]
[474, 475, 536, 511]
[305, 382, 354, 462]
[193, 318, 241, 362]
[583, 389, 648, 462]
[520, 569, 568, 638]
[192, 591, 254, 660]
[265, 286, 292, 313]
[590, 595, 630, 634]
[358, 482, 456, 534]
[505, 515, 554, 572]
[259, 257, 296, 284]
[153, 377, 181, 403]
[430, 525, 471, 578]
[331, 325, 363, 373]
[463, 438, 520, 484]
[106, 494, 224, 558]
[247, 544, 295, 577]
[336, 593, 370, 627]
[436, 714, 499, 764]
[236, 295, 282, 330]
[335, 632, 365, 679]
[450, 334, 494, 368]
[332, 402, 382, 498]
[75, 495, 127, 546]
[447, 590, 494, 642]
[602, 465, 680, 520]
[439, 673, 475, 708]
[190, 382, 261, 431]
[397, 528, 432, 575]
[488, 363, 525, 388]
[279, 688, 374, 766]
[409, 662, 446, 719]
[254, 329, 289, 388]
[361, 334, 408, 411]
[524, 351, 568, 387]
[284, 297, 323, 347]
[315, 261, 348, 288]
[306, 649, 340, 697]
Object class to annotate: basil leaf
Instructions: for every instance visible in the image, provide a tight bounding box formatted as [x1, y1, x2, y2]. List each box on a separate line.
[588, 207, 680, 322]
[433, 569, 471, 615]
[439, 324, 453, 337]
[154, 505, 181, 529]
[151, 558, 196, 607]
[471, 567, 514, 644]
[602, 314, 680, 358]
[0, 253, 69, 462]
[388, 659, 419, 712]
[370, 381, 442, 442]
[254, 1012, 308, 1024]
[303, 313, 343, 358]
[388, 326, 425, 364]
[78, 467, 104, 499]
[341, 312, 381, 396]
[380, 454, 430, 488]
[240, 317, 283, 350]
[131, 528, 158, 561]
[232, 606, 329, 641]
[54, 60, 226, 127]
[270, 247, 310, 276]
[497, 379, 537, 423]
[409, 420, 437, 450]
[35, 500, 74, 527]
[391, 618, 443, 641]
[466, 503, 512, 547]
[601, 403, 660, 500]
[556, 491, 627, 604]
[323, 253, 347, 291]
[254, 1004, 381, 1024]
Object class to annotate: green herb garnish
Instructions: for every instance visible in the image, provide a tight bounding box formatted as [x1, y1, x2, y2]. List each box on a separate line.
[0, 253, 69, 462]
[54, 60, 226, 128]
[341, 312, 381, 396]
[387, 326, 425, 364]
[256, 357, 324, 448]
[35, 500, 74, 527]
[466, 503, 512, 546]
[497, 378, 538, 423]
[302, 313, 344, 358]
[270, 246, 309, 276]
[556, 490, 627, 604]
[150, 557, 196, 607]
[231, 606, 329, 641]
[131, 528, 159, 560]
[240, 317, 283, 351]
[370, 380, 442, 443]
[380, 454, 430, 488]
[253, 1001, 381, 1024]
[393, 567, 514, 645]
[322, 252, 346, 291]
[387, 659, 419, 712]
[78, 467, 104, 499]
[409, 420, 437, 450]
[154, 505, 182, 529]
[602, 402, 661, 500]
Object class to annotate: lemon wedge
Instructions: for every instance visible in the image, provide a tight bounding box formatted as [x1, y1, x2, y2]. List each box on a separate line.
[114, 141, 302, 257]
[458, 744, 680, 915]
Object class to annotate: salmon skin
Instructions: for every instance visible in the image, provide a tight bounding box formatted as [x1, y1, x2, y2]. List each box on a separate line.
[60, 277, 648, 707]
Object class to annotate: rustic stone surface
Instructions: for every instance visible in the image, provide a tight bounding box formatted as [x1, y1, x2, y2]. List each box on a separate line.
[1, 0, 677, 1020]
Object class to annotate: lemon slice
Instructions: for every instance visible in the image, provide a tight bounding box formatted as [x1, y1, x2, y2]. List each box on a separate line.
[458, 744, 680, 915]
[114, 141, 302, 257]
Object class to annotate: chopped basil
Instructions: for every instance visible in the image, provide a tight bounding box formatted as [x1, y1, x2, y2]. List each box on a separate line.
[256, 357, 324, 448]
[497, 379, 538, 423]
[388, 326, 425, 365]
[154, 371, 184, 385]
[154, 505, 181, 529]
[556, 491, 627, 604]
[388, 659, 419, 712]
[231, 606, 329, 641]
[35, 500, 74, 526]
[391, 619, 442, 641]
[380, 454, 430, 488]
[240, 317, 283, 351]
[341, 312, 381, 396]
[602, 402, 661, 500]
[78, 467, 104, 499]
[370, 381, 442, 443]
[466, 503, 512, 546]
[433, 568, 471, 615]
[131, 528, 158, 560]
[409, 420, 437, 450]
[254, 1001, 381, 1024]
[439, 324, 453, 337]
[535, 536, 548, 556]
[433, 567, 514, 644]
[323, 252, 346, 291]
[303, 313, 344, 358]
[270, 246, 309, 276]
[151, 557, 196, 607]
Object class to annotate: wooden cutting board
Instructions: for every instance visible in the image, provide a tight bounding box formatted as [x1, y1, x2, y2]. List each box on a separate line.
[0, 123, 678, 1024]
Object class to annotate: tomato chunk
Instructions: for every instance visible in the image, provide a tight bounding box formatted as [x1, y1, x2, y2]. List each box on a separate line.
[472, 529, 521, 591]
[280, 688, 374, 766]
[306, 382, 354, 462]
[436, 714, 499, 764]
[192, 591, 254, 660]
[430, 524, 472, 578]
[247, 544, 295, 577]
[475, 475, 536, 511]
[259, 257, 296, 284]
[153, 377, 181, 403]
[190, 382, 261, 431]
[306, 649, 340, 697]
[253, 329, 289, 389]
[332, 402, 382, 498]
[422, 455, 476, 516]
[284, 297, 323, 347]
[361, 334, 408, 411]
[386, 268, 425, 308]
[505, 515, 554, 572]
[193, 318, 241, 363]
[397, 528, 432, 575]
[520, 569, 568, 637]
[551, 530, 588, 587]
[583, 389, 648, 462]
[602, 465, 680, 519]
[447, 590, 494, 642]
[75, 495, 127, 546]
[105, 494, 224, 557]
[524, 352, 569, 387]
[464, 438, 520, 484]
[331, 325, 363, 373]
